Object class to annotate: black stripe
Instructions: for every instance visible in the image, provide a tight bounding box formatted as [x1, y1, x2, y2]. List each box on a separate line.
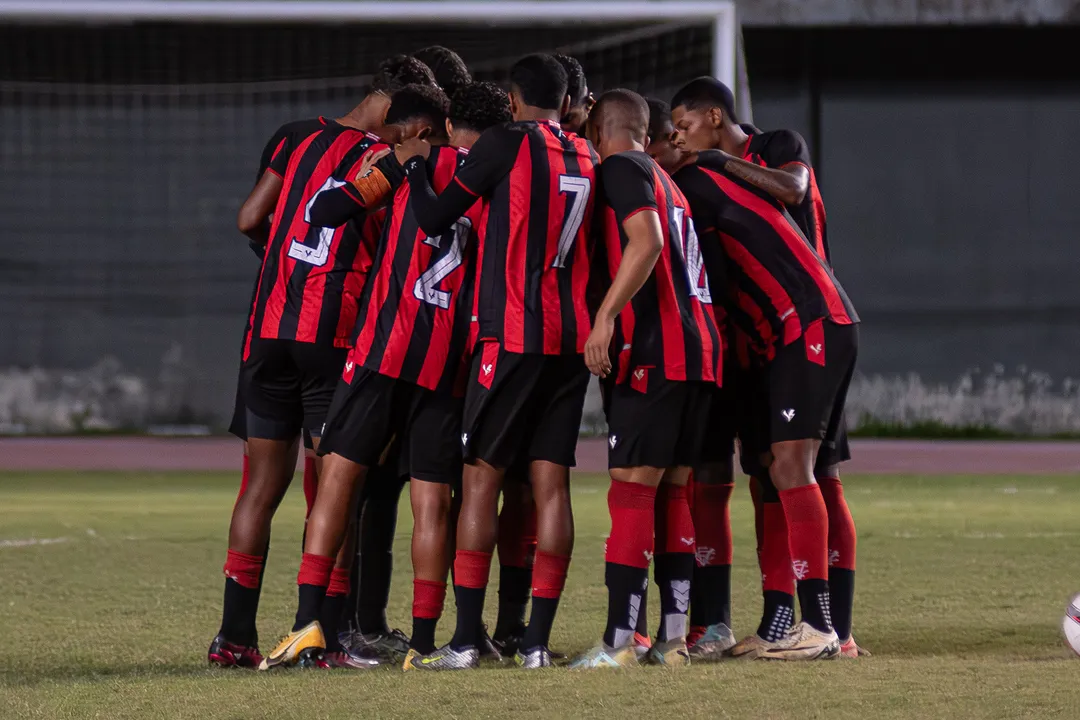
[523, 125, 552, 354]
[554, 130, 587, 355]
[479, 143, 517, 346]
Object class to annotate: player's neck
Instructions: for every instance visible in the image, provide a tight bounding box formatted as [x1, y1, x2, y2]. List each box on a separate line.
[717, 124, 750, 156]
[452, 129, 481, 149]
[514, 106, 561, 124]
[601, 136, 643, 160]
[338, 94, 390, 134]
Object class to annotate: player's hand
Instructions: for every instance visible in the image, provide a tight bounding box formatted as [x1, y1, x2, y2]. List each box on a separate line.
[584, 313, 615, 378]
[356, 146, 391, 181]
[395, 136, 431, 164]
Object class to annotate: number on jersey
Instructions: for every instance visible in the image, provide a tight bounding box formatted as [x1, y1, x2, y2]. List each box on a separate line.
[414, 218, 472, 309]
[672, 206, 712, 304]
[287, 176, 347, 267]
[552, 174, 592, 268]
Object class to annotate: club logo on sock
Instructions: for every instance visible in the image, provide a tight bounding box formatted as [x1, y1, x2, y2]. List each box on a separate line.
[781, 408, 796, 422]
[643, 550, 653, 563]
[679, 536, 695, 547]
[828, 549, 840, 567]
[792, 559, 809, 580]
[694, 546, 716, 567]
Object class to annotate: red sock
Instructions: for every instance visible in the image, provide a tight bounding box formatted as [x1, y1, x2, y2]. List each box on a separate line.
[690, 482, 733, 566]
[223, 549, 264, 589]
[453, 550, 493, 589]
[233, 454, 250, 508]
[655, 484, 696, 555]
[531, 550, 571, 599]
[779, 485, 830, 582]
[498, 502, 537, 569]
[605, 480, 657, 569]
[413, 579, 447, 619]
[297, 552, 335, 588]
[761, 502, 795, 594]
[327, 567, 350, 597]
[817, 476, 856, 571]
[302, 456, 318, 519]
[686, 471, 695, 513]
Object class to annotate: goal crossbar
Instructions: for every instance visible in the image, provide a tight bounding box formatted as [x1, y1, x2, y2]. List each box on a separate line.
[0, 1, 739, 90]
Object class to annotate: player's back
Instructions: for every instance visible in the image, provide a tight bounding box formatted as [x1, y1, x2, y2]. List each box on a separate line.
[467, 120, 599, 355]
[250, 123, 387, 348]
[352, 144, 480, 393]
[257, 117, 331, 181]
[595, 150, 719, 384]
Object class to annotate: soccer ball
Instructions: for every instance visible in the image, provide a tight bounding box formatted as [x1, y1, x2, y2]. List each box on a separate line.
[1063, 593, 1080, 657]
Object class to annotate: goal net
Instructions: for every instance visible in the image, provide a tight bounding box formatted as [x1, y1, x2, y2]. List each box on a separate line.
[0, 1, 746, 433]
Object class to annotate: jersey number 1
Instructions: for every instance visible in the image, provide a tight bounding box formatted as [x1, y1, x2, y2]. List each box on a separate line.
[672, 207, 712, 304]
[552, 174, 591, 268]
[414, 218, 472, 309]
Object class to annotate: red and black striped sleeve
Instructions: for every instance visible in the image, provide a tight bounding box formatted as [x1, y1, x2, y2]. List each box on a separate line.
[599, 152, 658, 226]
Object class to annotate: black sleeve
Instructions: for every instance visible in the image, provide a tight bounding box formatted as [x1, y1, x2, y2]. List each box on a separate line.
[308, 142, 405, 228]
[256, 127, 288, 182]
[406, 125, 518, 237]
[760, 129, 812, 170]
[599, 154, 658, 226]
[248, 239, 266, 259]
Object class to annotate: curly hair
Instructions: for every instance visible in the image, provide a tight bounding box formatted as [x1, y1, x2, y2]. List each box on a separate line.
[553, 53, 588, 107]
[384, 83, 451, 126]
[449, 82, 511, 133]
[413, 45, 472, 95]
[371, 54, 437, 95]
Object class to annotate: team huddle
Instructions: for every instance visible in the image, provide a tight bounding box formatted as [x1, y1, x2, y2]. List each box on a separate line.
[209, 46, 865, 672]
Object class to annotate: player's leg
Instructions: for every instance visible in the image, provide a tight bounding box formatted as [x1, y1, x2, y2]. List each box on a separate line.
[760, 321, 858, 661]
[492, 469, 536, 655]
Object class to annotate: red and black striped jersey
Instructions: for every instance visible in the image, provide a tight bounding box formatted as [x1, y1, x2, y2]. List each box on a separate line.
[246, 125, 386, 352]
[405, 120, 599, 355]
[348, 145, 481, 394]
[674, 150, 858, 360]
[258, 116, 329, 182]
[739, 124, 831, 265]
[593, 151, 720, 385]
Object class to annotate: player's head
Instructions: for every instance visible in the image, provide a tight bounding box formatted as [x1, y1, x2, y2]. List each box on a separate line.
[382, 83, 451, 145]
[670, 76, 738, 152]
[585, 89, 649, 160]
[413, 45, 472, 96]
[644, 97, 685, 172]
[508, 54, 569, 121]
[447, 81, 512, 149]
[553, 53, 593, 134]
[371, 54, 437, 96]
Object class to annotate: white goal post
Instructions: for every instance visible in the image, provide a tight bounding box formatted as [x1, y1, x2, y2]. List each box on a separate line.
[0, 0, 740, 95]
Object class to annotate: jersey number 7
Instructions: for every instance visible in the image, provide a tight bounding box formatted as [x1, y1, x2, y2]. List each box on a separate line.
[552, 174, 592, 268]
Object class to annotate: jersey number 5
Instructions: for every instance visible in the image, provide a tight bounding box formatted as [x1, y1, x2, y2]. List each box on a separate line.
[288, 176, 347, 267]
[672, 207, 712, 304]
[552, 174, 592, 268]
[414, 218, 472, 309]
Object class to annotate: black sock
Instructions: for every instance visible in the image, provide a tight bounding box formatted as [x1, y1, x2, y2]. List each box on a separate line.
[220, 578, 259, 646]
[411, 617, 438, 654]
[689, 564, 732, 629]
[494, 565, 531, 639]
[602, 563, 649, 648]
[797, 578, 833, 634]
[654, 553, 694, 642]
[450, 585, 485, 651]
[757, 590, 796, 642]
[635, 583, 649, 639]
[320, 594, 346, 652]
[829, 568, 855, 640]
[521, 596, 560, 652]
[353, 468, 403, 635]
[294, 584, 326, 632]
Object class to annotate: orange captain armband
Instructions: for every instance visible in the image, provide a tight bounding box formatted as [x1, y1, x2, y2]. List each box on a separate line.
[351, 166, 393, 208]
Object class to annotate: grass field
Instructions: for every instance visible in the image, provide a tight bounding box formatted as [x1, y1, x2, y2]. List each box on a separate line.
[2, 471, 1079, 719]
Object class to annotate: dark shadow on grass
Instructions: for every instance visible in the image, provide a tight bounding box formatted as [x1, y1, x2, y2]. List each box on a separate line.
[0, 662, 264, 688]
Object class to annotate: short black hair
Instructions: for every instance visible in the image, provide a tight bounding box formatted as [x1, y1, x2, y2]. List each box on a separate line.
[553, 53, 588, 107]
[450, 82, 512, 133]
[509, 54, 568, 111]
[591, 89, 650, 145]
[670, 76, 738, 123]
[645, 97, 673, 143]
[413, 45, 472, 95]
[384, 83, 450, 127]
[371, 55, 437, 95]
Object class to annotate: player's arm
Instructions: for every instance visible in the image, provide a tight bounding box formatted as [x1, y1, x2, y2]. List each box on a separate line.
[585, 156, 665, 378]
[401, 126, 516, 237]
[307, 147, 405, 228]
[706, 131, 810, 206]
[237, 168, 283, 246]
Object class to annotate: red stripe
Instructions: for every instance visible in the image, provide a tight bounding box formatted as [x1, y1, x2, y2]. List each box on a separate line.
[569, 137, 597, 353]
[721, 233, 802, 347]
[503, 139, 532, 352]
[541, 125, 569, 354]
[808, 169, 827, 259]
[270, 137, 287, 164]
[649, 175, 687, 381]
[704, 168, 851, 324]
[379, 225, 426, 378]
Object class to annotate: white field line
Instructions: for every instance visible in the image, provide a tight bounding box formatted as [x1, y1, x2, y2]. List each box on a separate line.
[0, 536, 69, 548]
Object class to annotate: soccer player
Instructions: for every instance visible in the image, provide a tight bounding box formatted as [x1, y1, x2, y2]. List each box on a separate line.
[396, 54, 598, 669]
[414, 45, 472, 95]
[671, 79, 860, 661]
[259, 84, 474, 670]
[554, 53, 594, 135]
[208, 56, 434, 669]
[570, 90, 720, 668]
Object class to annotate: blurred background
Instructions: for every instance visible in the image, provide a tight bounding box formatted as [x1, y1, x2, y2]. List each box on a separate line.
[1, 0, 1078, 436]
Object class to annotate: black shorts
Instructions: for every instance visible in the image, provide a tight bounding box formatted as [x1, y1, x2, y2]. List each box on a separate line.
[228, 380, 247, 441]
[461, 342, 590, 469]
[766, 320, 858, 447]
[239, 339, 348, 440]
[815, 411, 851, 472]
[696, 374, 737, 466]
[319, 367, 463, 485]
[730, 361, 770, 477]
[603, 373, 711, 469]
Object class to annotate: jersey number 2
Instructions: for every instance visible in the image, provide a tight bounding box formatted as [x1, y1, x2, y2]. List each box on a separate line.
[287, 176, 347, 267]
[414, 218, 472, 309]
[552, 174, 591, 268]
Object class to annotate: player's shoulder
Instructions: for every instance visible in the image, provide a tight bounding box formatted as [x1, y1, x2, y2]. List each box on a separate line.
[603, 150, 654, 177]
[755, 127, 810, 162]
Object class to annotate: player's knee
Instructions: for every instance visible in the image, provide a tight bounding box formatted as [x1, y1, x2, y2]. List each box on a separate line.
[768, 441, 815, 491]
[411, 481, 453, 522]
[610, 466, 664, 487]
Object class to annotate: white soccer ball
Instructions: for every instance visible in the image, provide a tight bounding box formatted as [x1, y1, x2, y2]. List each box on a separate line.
[1063, 593, 1080, 657]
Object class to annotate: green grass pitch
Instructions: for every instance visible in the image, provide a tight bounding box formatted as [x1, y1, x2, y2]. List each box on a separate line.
[2, 471, 1079, 719]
